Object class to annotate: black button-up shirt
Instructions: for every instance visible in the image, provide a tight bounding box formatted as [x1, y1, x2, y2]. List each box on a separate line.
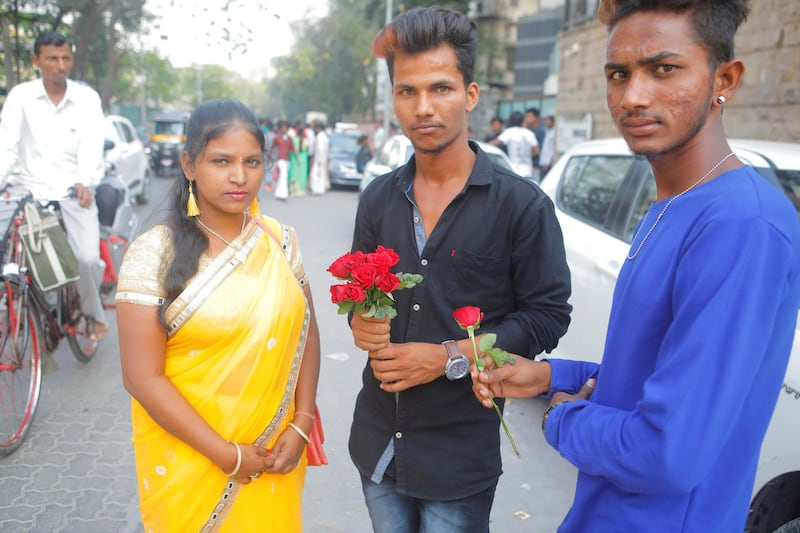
[348, 142, 572, 499]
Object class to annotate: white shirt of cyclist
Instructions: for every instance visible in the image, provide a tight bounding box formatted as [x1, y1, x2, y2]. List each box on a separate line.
[0, 77, 105, 200]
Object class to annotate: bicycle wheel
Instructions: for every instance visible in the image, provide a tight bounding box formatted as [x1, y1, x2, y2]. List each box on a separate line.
[63, 283, 98, 363]
[0, 277, 42, 455]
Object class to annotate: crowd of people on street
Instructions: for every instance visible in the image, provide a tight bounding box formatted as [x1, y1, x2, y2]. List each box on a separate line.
[482, 107, 557, 181]
[3, 1, 800, 532]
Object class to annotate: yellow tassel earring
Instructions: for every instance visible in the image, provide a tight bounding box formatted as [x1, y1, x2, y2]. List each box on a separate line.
[187, 181, 200, 217]
[248, 198, 260, 217]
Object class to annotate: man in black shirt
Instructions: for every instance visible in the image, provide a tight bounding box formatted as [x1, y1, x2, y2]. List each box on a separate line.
[347, 7, 572, 532]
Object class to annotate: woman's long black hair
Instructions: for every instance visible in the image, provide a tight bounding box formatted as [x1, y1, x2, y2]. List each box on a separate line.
[157, 99, 265, 329]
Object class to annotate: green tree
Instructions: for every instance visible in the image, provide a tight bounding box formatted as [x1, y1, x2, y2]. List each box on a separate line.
[269, 0, 473, 121]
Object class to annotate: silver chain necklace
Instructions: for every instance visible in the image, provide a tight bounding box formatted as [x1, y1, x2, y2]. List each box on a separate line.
[196, 213, 247, 248]
[627, 152, 736, 260]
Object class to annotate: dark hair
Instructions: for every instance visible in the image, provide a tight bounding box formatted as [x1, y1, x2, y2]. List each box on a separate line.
[490, 116, 503, 124]
[159, 99, 264, 328]
[34, 31, 70, 56]
[372, 6, 478, 86]
[598, 0, 750, 69]
[507, 111, 524, 127]
[525, 108, 541, 118]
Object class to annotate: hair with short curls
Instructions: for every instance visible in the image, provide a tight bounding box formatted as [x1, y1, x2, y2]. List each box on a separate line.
[598, 0, 750, 69]
[372, 5, 478, 87]
[158, 99, 264, 329]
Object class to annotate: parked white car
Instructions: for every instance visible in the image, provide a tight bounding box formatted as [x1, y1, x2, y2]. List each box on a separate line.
[359, 134, 515, 194]
[104, 115, 150, 205]
[539, 137, 800, 532]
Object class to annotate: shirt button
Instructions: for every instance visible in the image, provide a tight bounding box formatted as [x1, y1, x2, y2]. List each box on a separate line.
[412, 304, 420, 311]
[413, 216, 420, 224]
[420, 258, 428, 266]
[395, 432, 403, 439]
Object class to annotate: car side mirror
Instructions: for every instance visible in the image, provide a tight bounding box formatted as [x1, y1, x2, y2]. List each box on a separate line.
[104, 139, 116, 151]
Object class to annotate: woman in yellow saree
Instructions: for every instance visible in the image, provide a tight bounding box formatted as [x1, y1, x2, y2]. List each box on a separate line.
[117, 99, 320, 532]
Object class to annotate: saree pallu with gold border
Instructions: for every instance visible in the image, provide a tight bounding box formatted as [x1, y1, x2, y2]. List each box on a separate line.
[116, 216, 309, 532]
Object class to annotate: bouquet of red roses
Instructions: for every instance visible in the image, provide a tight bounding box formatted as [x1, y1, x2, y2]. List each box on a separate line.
[328, 246, 423, 319]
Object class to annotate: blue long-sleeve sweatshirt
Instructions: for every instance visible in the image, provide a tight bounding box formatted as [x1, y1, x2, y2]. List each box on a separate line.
[546, 166, 800, 532]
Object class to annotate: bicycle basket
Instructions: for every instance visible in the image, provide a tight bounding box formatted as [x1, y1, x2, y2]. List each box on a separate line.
[19, 202, 79, 291]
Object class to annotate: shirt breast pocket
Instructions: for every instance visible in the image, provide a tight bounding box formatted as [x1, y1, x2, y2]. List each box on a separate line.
[446, 250, 511, 309]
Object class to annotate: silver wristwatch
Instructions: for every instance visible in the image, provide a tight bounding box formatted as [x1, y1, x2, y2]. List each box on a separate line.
[443, 340, 470, 380]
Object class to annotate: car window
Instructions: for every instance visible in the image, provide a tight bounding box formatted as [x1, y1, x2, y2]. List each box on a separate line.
[751, 166, 800, 216]
[153, 121, 185, 136]
[329, 133, 359, 156]
[625, 172, 657, 241]
[115, 120, 136, 143]
[557, 155, 634, 230]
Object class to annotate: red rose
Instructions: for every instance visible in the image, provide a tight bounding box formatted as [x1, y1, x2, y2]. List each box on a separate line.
[343, 251, 366, 272]
[351, 263, 379, 289]
[344, 283, 366, 303]
[375, 272, 401, 293]
[371, 246, 400, 269]
[327, 254, 351, 279]
[330, 284, 349, 304]
[453, 306, 484, 329]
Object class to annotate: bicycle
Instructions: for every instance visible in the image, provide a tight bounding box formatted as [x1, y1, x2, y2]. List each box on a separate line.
[0, 186, 102, 455]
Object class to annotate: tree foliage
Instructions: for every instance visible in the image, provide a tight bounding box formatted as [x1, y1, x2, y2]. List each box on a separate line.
[269, 0, 473, 121]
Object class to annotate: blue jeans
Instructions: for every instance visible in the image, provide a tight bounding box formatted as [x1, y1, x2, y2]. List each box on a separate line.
[360, 473, 497, 533]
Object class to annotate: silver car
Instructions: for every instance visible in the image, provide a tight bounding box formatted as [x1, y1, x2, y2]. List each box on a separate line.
[104, 114, 150, 205]
[359, 134, 515, 194]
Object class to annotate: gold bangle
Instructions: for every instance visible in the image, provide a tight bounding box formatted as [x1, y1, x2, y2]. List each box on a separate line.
[287, 422, 311, 444]
[223, 441, 242, 477]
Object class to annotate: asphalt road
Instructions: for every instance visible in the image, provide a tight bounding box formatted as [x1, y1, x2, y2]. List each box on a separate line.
[0, 177, 577, 532]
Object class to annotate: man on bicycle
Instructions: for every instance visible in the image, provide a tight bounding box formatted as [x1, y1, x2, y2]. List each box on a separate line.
[0, 31, 108, 342]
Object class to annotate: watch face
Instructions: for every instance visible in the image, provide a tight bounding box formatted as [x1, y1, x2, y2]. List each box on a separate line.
[446, 357, 470, 380]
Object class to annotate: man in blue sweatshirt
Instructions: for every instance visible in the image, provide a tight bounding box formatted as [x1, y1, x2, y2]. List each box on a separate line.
[470, 0, 800, 531]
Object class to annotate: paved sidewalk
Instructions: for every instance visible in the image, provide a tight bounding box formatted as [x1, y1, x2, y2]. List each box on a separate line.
[0, 329, 141, 532]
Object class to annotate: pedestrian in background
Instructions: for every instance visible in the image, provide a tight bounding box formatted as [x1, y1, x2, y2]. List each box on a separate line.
[482, 116, 506, 153]
[271, 119, 295, 201]
[490, 110, 537, 179]
[117, 98, 321, 532]
[525, 107, 545, 180]
[539, 115, 556, 175]
[348, 6, 572, 532]
[471, 1, 800, 531]
[308, 121, 329, 195]
[355, 133, 374, 174]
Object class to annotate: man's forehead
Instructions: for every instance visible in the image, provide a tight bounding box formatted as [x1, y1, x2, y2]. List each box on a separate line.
[605, 11, 700, 61]
[38, 44, 72, 56]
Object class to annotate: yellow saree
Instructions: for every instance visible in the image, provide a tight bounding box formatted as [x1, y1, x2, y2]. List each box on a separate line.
[116, 215, 309, 532]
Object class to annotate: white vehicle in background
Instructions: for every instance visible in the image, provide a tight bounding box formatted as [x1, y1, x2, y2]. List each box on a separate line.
[104, 114, 150, 205]
[538, 137, 800, 533]
[359, 134, 515, 194]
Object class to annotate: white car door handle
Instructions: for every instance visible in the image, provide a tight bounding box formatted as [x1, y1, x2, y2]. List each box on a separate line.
[593, 259, 620, 278]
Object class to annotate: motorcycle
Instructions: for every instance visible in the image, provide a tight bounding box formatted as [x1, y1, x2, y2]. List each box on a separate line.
[95, 139, 139, 308]
[147, 112, 188, 177]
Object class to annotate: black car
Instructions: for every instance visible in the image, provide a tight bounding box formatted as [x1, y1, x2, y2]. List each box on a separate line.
[328, 132, 362, 189]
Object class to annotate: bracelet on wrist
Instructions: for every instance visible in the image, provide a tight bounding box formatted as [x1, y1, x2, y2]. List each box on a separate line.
[223, 441, 242, 477]
[293, 410, 316, 421]
[541, 400, 570, 434]
[287, 422, 311, 444]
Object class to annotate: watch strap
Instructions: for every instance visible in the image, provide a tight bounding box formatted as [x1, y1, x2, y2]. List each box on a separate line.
[442, 340, 463, 361]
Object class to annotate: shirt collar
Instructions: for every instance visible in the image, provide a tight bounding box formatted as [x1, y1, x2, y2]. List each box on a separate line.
[395, 140, 493, 193]
[32, 78, 78, 106]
